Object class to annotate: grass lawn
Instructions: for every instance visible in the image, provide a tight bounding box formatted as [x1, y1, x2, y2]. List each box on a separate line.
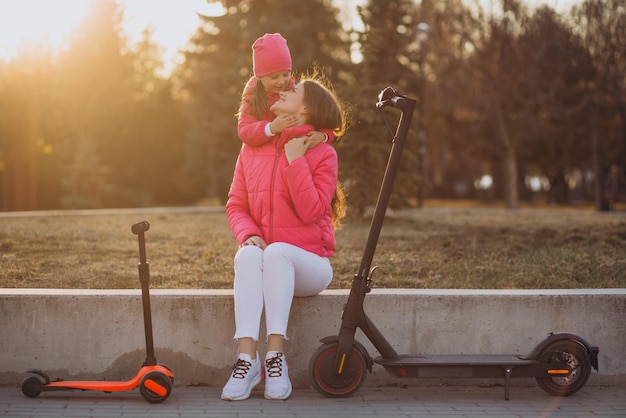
[1, 202, 625, 290]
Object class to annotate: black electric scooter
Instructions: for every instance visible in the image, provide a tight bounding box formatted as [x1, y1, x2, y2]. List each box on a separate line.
[21, 221, 174, 403]
[309, 87, 599, 400]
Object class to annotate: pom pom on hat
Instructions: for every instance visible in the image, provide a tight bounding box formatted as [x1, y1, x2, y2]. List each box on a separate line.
[252, 33, 292, 78]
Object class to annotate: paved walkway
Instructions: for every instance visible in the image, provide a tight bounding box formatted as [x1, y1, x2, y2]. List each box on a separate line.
[1, 384, 624, 417]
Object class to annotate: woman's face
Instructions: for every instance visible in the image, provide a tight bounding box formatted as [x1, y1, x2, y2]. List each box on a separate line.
[270, 82, 306, 116]
[259, 70, 291, 94]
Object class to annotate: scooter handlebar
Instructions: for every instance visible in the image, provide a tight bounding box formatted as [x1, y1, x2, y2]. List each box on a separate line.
[131, 221, 150, 234]
[375, 86, 410, 110]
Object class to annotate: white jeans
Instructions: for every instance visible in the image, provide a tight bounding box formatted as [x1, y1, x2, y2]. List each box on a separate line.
[233, 242, 332, 341]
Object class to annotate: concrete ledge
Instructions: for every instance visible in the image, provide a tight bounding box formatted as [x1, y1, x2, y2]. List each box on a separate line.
[1, 288, 625, 388]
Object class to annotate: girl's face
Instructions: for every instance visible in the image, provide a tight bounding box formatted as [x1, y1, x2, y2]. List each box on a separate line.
[259, 70, 291, 94]
[270, 82, 306, 117]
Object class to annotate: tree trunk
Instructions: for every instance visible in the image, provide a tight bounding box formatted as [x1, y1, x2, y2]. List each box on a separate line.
[503, 144, 519, 209]
[493, 98, 519, 209]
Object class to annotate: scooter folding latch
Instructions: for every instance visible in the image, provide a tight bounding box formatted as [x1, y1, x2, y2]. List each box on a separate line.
[366, 266, 378, 293]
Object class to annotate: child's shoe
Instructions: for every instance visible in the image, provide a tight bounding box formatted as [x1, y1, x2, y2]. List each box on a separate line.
[221, 353, 263, 401]
[263, 351, 292, 400]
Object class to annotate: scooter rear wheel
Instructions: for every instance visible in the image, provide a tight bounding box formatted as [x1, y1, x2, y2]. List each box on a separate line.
[139, 371, 172, 403]
[21, 376, 43, 398]
[309, 342, 368, 398]
[535, 340, 592, 396]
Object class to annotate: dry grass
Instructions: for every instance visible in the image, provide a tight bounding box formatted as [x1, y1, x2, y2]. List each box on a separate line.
[0, 204, 625, 290]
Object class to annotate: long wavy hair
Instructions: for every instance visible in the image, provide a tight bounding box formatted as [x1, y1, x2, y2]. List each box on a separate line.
[300, 78, 348, 229]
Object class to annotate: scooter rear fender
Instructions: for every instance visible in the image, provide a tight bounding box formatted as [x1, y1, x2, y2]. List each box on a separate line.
[520, 332, 599, 371]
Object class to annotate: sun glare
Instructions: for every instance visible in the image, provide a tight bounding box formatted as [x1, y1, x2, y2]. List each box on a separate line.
[0, 0, 91, 60]
[0, 0, 223, 75]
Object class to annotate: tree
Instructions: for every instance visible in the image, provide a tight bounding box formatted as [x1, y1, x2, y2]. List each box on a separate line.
[456, 1, 592, 207]
[0, 55, 46, 210]
[572, 0, 626, 210]
[52, 0, 138, 208]
[515, 7, 595, 205]
[115, 28, 192, 206]
[338, 0, 422, 214]
[409, 0, 487, 201]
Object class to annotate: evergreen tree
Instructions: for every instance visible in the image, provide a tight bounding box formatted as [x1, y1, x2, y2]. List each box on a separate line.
[338, 0, 421, 214]
[118, 28, 191, 206]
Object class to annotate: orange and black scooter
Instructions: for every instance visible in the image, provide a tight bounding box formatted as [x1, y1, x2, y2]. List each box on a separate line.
[21, 221, 174, 403]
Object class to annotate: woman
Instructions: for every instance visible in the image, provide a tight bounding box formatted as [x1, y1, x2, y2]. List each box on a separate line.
[222, 77, 346, 401]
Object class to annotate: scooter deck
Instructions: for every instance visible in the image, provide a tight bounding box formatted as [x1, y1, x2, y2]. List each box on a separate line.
[375, 354, 535, 367]
[375, 354, 553, 400]
[374, 354, 548, 382]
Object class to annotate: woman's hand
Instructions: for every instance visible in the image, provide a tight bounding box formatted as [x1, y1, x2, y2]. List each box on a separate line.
[242, 235, 267, 249]
[285, 136, 308, 163]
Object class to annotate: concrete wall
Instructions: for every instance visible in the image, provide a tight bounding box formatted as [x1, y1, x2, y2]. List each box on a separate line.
[1, 288, 624, 390]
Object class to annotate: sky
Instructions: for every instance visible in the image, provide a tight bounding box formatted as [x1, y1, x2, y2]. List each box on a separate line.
[0, 0, 580, 76]
[0, 0, 222, 75]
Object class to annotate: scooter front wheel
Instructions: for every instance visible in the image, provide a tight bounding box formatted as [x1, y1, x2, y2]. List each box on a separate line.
[21, 376, 43, 398]
[139, 371, 172, 403]
[535, 340, 592, 397]
[309, 341, 368, 397]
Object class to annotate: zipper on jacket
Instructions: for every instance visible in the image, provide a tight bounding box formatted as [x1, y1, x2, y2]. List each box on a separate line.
[268, 140, 282, 243]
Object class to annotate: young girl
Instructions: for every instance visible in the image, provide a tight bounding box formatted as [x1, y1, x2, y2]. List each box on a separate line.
[222, 77, 346, 401]
[238, 33, 332, 147]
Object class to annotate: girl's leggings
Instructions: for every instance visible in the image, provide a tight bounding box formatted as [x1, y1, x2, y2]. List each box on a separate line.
[233, 242, 332, 341]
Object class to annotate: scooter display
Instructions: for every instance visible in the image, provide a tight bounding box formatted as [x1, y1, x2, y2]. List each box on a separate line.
[309, 87, 599, 400]
[21, 221, 174, 403]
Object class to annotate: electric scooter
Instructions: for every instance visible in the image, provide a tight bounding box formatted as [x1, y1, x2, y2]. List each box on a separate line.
[309, 87, 599, 400]
[21, 221, 174, 403]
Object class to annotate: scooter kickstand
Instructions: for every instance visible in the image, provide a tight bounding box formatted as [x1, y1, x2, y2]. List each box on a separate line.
[504, 367, 512, 400]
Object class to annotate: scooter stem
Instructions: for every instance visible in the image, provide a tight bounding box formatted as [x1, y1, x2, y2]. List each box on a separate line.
[334, 89, 416, 373]
[132, 222, 157, 366]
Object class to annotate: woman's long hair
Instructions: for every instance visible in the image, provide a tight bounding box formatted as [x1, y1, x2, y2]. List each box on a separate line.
[301, 78, 348, 229]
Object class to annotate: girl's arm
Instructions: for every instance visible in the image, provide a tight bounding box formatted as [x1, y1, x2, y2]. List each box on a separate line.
[305, 129, 335, 148]
[237, 110, 274, 147]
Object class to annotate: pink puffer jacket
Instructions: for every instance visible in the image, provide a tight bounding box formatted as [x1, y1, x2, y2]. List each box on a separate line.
[226, 125, 338, 258]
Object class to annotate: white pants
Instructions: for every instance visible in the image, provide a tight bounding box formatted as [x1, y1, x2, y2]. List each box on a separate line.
[233, 242, 332, 341]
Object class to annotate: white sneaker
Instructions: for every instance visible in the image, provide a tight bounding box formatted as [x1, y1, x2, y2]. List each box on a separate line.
[264, 351, 292, 400]
[221, 353, 263, 401]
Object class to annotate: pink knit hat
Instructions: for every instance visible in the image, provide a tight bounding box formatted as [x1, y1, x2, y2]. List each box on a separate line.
[252, 33, 292, 78]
